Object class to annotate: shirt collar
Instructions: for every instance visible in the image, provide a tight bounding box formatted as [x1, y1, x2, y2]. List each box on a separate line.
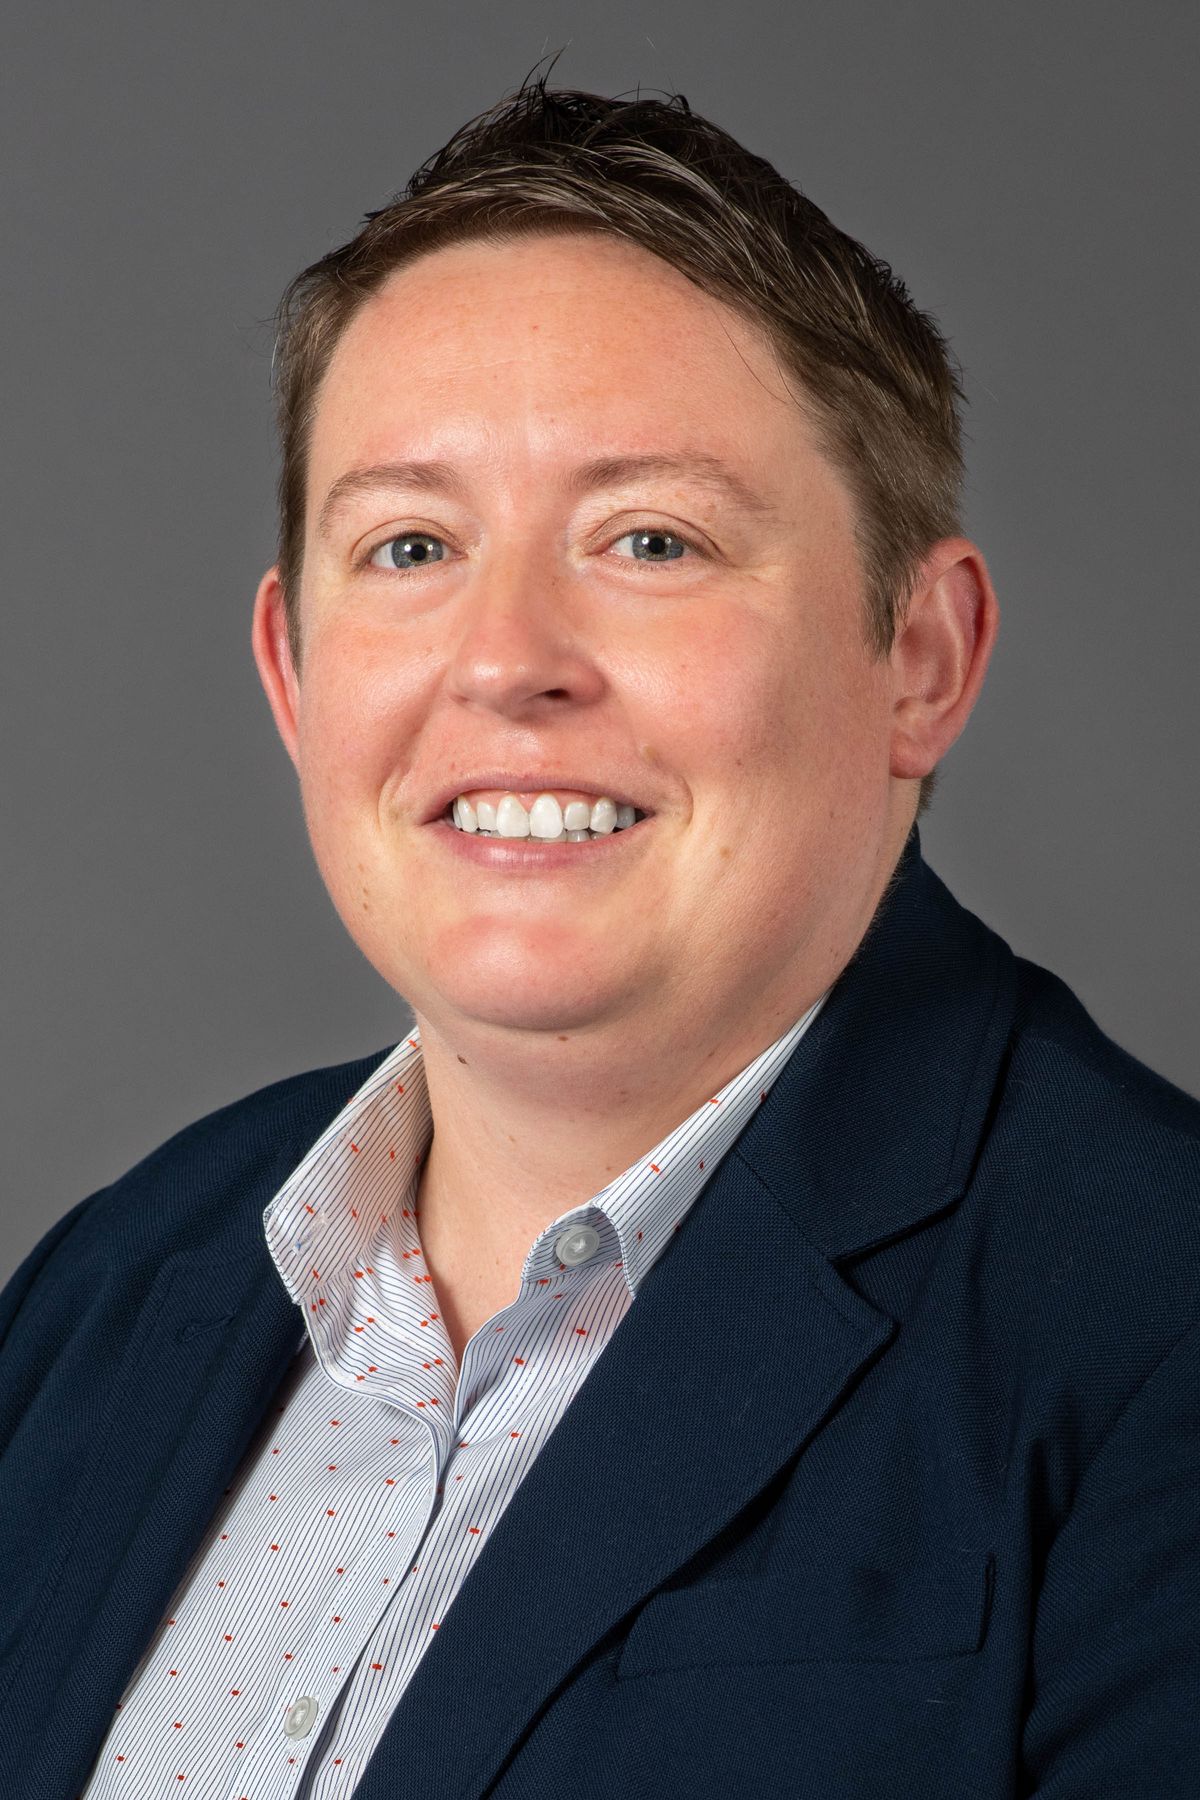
[264, 992, 830, 1322]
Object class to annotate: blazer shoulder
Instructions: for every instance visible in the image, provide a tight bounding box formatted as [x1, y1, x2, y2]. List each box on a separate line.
[1009, 952, 1200, 1173]
[108, 1041, 400, 1191]
[0, 1041, 398, 1348]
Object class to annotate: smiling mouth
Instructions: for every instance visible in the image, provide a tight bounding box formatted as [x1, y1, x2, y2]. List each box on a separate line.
[430, 806, 654, 868]
[442, 792, 650, 843]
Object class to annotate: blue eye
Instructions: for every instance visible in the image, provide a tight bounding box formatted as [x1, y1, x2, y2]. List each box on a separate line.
[611, 528, 690, 563]
[365, 524, 697, 574]
[369, 533, 448, 571]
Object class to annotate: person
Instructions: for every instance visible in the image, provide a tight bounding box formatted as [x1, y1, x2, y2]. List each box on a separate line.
[2, 71, 1198, 1800]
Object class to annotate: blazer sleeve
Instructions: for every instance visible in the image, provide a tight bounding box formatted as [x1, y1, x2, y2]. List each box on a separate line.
[1020, 1312, 1200, 1797]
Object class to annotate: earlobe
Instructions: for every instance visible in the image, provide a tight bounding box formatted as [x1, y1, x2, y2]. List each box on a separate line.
[888, 539, 1000, 782]
[251, 565, 302, 771]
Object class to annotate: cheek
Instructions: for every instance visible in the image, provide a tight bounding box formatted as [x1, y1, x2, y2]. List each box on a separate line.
[638, 610, 789, 765]
[682, 608, 885, 830]
[656, 617, 825, 793]
[294, 638, 424, 847]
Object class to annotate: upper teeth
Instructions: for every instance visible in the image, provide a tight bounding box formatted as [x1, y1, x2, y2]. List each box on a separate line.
[450, 793, 642, 839]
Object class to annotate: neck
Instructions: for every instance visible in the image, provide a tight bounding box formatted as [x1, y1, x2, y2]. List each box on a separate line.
[411, 808, 917, 1280]
[413, 997, 796, 1261]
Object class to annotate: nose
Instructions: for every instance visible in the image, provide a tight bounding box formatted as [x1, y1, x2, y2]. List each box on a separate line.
[442, 540, 606, 719]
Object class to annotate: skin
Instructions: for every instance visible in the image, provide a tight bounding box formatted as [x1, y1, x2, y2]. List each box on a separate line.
[252, 232, 999, 1362]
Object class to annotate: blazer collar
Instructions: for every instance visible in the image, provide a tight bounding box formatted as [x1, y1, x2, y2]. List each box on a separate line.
[737, 821, 1018, 1260]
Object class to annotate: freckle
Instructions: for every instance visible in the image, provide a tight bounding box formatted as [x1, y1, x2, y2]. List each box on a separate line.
[719, 845, 732, 859]
[556, 1034, 569, 1042]
[457, 1055, 468, 1065]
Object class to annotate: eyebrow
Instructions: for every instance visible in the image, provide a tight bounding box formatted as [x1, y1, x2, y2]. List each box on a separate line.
[315, 451, 777, 539]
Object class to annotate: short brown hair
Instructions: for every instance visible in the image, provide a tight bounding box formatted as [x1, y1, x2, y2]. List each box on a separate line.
[272, 65, 969, 819]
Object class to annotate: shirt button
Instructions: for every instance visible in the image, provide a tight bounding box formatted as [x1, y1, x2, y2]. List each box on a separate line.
[283, 1695, 319, 1738]
[555, 1224, 601, 1266]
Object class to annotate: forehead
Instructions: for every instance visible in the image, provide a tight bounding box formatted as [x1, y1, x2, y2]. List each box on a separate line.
[306, 232, 832, 491]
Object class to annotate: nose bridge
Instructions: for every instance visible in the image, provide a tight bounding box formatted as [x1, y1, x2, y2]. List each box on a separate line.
[445, 520, 595, 713]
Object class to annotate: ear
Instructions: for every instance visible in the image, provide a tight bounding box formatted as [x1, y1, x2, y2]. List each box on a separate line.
[887, 538, 1000, 781]
[251, 565, 302, 772]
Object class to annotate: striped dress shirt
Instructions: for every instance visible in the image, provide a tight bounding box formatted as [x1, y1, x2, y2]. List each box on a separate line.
[81, 992, 828, 1798]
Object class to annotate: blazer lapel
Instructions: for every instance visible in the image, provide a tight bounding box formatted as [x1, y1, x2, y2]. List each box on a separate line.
[8, 1048, 394, 1797]
[356, 829, 1019, 1800]
[21, 1253, 307, 1800]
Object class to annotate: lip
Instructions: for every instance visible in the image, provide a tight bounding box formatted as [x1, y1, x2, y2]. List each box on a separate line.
[419, 774, 655, 826]
[428, 814, 655, 867]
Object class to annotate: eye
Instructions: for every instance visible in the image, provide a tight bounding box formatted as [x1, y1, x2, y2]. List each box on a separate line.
[367, 532, 448, 571]
[609, 526, 695, 564]
[361, 523, 701, 575]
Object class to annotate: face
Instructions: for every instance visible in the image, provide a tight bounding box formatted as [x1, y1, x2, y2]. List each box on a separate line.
[254, 233, 910, 1050]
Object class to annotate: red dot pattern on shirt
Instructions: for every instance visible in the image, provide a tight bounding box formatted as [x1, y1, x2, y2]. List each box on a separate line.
[90, 1009, 817, 1793]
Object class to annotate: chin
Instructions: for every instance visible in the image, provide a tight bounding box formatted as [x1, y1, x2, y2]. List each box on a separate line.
[436, 959, 627, 1034]
[349, 913, 647, 1035]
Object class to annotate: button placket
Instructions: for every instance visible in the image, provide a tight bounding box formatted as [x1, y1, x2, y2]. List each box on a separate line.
[283, 1694, 319, 1738]
[234, 1684, 326, 1794]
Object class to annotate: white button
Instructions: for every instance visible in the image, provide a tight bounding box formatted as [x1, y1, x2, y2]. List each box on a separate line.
[555, 1224, 601, 1266]
[283, 1694, 319, 1738]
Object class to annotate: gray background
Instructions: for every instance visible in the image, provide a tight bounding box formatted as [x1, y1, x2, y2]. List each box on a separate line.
[3, 1, 1196, 1287]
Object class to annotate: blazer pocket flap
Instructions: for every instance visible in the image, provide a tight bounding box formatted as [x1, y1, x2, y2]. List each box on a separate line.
[617, 1548, 995, 1680]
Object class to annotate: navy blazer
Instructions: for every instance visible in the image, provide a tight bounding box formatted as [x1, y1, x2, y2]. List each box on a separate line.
[3, 825, 1199, 1799]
